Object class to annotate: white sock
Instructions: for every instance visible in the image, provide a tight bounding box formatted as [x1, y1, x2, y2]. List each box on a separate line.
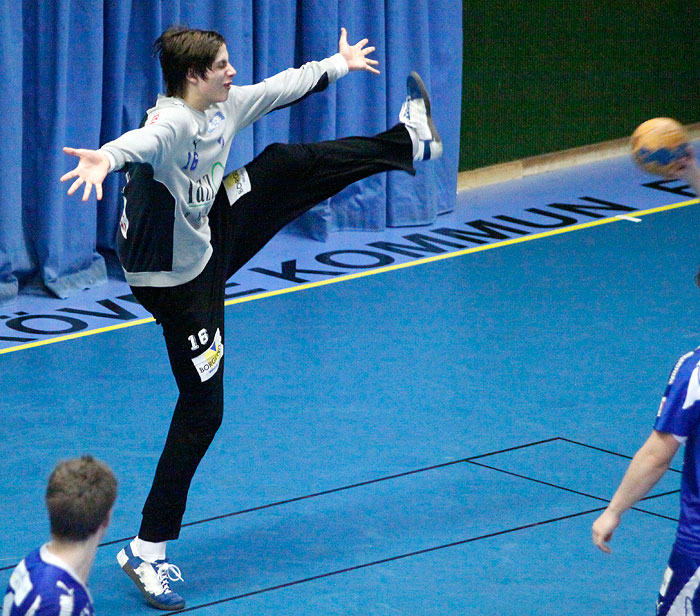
[131, 537, 166, 562]
[403, 123, 421, 160]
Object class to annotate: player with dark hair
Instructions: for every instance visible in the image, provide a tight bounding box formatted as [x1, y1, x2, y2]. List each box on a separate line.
[154, 26, 227, 98]
[61, 25, 441, 610]
[3, 456, 117, 616]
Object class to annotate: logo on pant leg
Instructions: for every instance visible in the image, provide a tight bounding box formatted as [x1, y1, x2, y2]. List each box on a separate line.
[223, 166, 251, 205]
[191, 328, 224, 382]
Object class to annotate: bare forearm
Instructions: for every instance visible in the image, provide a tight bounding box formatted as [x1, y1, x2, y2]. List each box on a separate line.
[593, 428, 680, 553]
[606, 448, 671, 515]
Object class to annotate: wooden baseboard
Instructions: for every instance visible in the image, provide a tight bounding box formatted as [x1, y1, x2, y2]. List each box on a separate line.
[457, 122, 700, 192]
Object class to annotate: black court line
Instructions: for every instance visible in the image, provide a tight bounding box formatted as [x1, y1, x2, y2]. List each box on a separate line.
[166, 437, 682, 613]
[0, 439, 557, 572]
[174, 506, 609, 613]
[0, 436, 678, 574]
[467, 460, 679, 523]
[559, 436, 683, 474]
[97, 437, 561, 550]
[468, 436, 680, 520]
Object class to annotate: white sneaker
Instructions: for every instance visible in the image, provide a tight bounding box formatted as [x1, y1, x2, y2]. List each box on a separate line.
[117, 544, 185, 610]
[399, 71, 443, 161]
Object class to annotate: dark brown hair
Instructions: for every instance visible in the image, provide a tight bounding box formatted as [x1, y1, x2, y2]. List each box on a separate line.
[154, 26, 226, 97]
[46, 456, 117, 542]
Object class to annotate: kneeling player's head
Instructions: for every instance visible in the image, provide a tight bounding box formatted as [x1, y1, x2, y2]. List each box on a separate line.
[154, 26, 226, 98]
[46, 455, 117, 542]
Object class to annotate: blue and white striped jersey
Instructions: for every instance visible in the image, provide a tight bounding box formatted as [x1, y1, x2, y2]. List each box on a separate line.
[2, 546, 93, 616]
[655, 347, 700, 555]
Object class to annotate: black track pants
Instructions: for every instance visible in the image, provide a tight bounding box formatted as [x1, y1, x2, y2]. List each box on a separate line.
[131, 124, 413, 541]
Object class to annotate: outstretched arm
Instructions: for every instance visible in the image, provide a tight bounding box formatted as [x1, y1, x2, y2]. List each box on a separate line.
[338, 27, 380, 74]
[60, 147, 111, 201]
[227, 28, 379, 131]
[591, 430, 679, 554]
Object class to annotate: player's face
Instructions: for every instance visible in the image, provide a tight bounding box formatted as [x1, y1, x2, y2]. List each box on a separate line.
[191, 44, 236, 109]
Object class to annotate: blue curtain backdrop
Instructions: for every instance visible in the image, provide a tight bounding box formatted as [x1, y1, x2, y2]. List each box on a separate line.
[0, 0, 462, 304]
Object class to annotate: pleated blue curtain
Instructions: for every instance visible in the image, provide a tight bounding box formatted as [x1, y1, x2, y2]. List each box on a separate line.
[22, 0, 108, 300]
[284, 1, 391, 238]
[0, 0, 462, 304]
[0, 0, 26, 304]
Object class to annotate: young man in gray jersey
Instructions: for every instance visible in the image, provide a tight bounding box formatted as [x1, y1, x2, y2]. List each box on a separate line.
[61, 25, 441, 610]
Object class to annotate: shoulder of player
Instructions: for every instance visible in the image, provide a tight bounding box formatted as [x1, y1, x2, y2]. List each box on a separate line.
[5, 550, 89, 616]
[666, 349, 700, 388]
[30, 588, 91, 616]
[144, 97, 201, 133]
[36, 546, 89, 594]
[32, 571, 92, 615]
[29, 558, 74, 590]
[224, 75, 286, 102]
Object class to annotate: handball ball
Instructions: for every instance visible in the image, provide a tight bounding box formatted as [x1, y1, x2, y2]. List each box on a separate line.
[631, 117, 691, 178]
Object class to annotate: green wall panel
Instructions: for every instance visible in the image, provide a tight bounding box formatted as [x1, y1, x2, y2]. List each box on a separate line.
[460, 2, 700, 171]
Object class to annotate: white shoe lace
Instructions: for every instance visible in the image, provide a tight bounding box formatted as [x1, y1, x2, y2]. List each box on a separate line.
[156, 562, 183, 593]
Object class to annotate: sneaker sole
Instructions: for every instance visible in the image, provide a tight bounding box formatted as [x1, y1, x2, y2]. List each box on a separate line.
[120, 560, 186, 611]
[408, 71, 442, 146]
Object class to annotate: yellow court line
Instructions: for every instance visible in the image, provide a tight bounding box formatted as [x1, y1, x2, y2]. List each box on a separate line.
[2, 197, 698, 356]
[222, 197, 700, 306]
[0, 317, 156, 355]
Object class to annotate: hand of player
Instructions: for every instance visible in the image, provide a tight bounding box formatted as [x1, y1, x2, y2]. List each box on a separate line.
[338, 28, 380, 75]
[60, 147, 111, 201]
[591, 509, 621, 554]
[662, 153, 694, 179]
[663, 149, 700, 196]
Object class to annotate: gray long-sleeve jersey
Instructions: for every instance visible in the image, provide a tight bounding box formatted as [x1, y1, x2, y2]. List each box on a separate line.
[100, 53, 348, 288]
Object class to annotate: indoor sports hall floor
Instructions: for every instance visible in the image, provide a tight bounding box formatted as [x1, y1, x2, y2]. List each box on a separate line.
[2, 150, 699, 614]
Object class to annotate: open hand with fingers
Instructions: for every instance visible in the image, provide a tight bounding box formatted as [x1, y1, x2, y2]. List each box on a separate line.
[338, 27, 380, 75]
[60, 147, 111, 201]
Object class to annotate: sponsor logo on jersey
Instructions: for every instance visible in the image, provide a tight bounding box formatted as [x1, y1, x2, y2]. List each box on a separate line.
[207, 111, 225, 133]
[148, 112, 161, 125]
[186, 163, 225, 208]
[191, 328, 224, 382]
[223, 167, 251, 205]
[187, 174, 216, 206]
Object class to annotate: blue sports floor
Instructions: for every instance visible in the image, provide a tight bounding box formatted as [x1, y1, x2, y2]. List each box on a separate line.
[1, 151, 699, 614]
